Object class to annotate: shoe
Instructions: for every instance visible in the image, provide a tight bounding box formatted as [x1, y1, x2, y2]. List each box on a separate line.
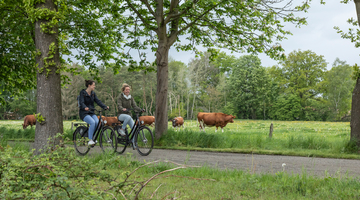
[119, 129, 126, 136]
[88, 140, 95, 145]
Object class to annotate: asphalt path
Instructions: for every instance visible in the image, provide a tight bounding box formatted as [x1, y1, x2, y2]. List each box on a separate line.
[22, 141, 360, 178]
[125, 148, 360, 178]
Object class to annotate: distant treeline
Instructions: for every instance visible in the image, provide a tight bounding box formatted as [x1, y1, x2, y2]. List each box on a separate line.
[0, 50, 354, 122]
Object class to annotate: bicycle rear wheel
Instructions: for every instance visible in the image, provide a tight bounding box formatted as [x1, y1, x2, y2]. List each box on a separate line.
[115, 125, 127, 154]
[135, 126, 154, 156]
[99, 126, 117, 153]
[73, 126, 90, 156]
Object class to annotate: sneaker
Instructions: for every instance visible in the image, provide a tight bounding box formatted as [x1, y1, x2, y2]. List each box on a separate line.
[88, 140, 95, 145]
[119, 129, 126, 136]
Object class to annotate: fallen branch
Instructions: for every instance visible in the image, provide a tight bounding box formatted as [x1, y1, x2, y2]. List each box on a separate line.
[150, 183, 164, 199]
[161, 190, 179, 200]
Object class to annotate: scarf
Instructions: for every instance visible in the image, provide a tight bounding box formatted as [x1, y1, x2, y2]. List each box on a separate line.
[123, 93, 132, 100]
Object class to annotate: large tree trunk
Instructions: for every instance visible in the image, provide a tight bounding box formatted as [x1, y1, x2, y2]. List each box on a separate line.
[351, 0, 360, 148]
[351, 78, 360, 147]
[154, 42, 170, 139]
[33, 0, 63, 153]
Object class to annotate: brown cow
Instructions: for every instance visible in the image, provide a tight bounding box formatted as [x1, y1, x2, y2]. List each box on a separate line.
[22, 115, 36, 129]
[172, 116, 184, 131]
[198, 112, 235, 132]
[197, 112, 210, 131]
[136, 116, 155, 127]
[97, 116, 120, 127]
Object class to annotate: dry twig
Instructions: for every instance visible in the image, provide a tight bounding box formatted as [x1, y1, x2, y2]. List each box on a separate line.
[150, 183, 164, 199]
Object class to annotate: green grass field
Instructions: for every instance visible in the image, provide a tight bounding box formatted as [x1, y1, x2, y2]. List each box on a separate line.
[0, 119, 357, 159]
[2, 120, 360, 199]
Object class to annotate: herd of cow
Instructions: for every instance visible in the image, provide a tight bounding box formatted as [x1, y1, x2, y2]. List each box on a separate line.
[21, 112, 236, 132]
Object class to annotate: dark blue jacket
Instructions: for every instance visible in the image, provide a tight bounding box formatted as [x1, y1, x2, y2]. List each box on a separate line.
[78, 89, 107, 120]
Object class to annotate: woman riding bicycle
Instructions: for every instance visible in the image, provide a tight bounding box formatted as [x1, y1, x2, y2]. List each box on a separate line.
[117, 83, 143, 136]
[78, 80, 109, 145]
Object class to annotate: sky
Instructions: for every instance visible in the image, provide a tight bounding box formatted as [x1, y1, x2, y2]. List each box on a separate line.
[160, 1, 360, 69]
[68, 1, 360, 70]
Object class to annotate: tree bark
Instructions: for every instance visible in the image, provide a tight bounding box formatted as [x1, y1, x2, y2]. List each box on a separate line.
[186, 93, 189, 119]
[33, 0, 63, 153]
[154, 42, 170, 139]
[142, 74, 148, 115]
[351, 78, 360, 146]
[178, 95, 180, 117]
[351, 0, 360, 147]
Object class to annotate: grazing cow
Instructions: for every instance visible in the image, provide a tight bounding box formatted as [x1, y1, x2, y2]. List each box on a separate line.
[22, 115, 36, 129]
[172, 116, 184, 131]
[136, 116, 155, 127]
[97, 116, 120, 127]
[197, 112, 235, 132]
[197, 112, 210, 131]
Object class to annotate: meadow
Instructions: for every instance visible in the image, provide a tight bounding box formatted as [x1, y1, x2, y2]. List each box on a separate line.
[0, 120, 360, 159]
[0, 119, 357, 159]
[2, 119, 360, 199]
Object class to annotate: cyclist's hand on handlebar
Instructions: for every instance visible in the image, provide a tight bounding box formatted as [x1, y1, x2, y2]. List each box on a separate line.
[122, 108, 127, 111]
[141, 109, 146, 112]
[105, 106, 109, 110]
[85, 107, 89, 111]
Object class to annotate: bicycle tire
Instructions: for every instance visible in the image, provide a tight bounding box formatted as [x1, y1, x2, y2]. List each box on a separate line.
[99, 126, 117, 153]
[73, 126, 90, 155]
[115, 125, 127, 154]
[135, 126, 154, 156]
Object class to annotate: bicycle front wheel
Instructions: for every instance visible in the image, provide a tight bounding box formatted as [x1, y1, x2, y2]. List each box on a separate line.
[99, 126, 117, 153]
[115, 125, 127, 154]
[135, 126, 154, 156]
[73, 126, 90, 156]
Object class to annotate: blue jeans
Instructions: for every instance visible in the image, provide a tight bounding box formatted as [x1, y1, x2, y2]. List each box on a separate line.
[118, 114, 134, 130]
[83, 115, 99, 140]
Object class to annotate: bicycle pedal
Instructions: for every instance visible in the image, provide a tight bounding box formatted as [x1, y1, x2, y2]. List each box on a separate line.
[90, 144, 95, 148]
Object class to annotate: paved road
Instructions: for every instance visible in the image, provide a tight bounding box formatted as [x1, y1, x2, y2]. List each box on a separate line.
[124, 148, 360, 178]
[23, 141, 360, 178]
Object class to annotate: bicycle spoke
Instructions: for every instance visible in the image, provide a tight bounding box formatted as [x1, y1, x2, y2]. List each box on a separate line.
[99, 126, 117, 153]
[115, 125, 127, 154]
[136, 126, 154, 156]
[73, 126, 90, 155]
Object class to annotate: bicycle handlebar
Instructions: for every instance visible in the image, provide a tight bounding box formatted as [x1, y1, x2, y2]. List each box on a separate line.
[125, 108, 145, 113]
[89, 108, 109, 112]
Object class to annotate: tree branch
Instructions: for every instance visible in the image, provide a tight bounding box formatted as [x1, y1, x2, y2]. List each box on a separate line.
[164, 0, 199, 24]
[140, 0, 156, 17]
[355, 0, 360, 27]
[168, 1, 224, 45]
[125, 0, 155, 32]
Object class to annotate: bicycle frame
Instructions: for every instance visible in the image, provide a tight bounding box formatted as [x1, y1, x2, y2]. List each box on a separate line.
[80, 109, 106, 141]
[120, 109, 143, 148]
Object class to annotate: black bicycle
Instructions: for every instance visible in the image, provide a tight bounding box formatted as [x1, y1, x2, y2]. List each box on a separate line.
[114, 108, 154, 156]
[73, 108, 117, 155]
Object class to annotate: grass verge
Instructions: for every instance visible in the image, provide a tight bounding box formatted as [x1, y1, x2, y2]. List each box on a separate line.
[2, 141, 360, 199]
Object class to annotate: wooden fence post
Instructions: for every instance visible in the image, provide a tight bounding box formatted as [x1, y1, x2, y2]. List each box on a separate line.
[269, 123, 273, 138]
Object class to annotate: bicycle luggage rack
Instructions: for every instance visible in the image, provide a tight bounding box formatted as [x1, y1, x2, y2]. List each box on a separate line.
[71, 122, 89, 130]
[112, 122, 122, 127]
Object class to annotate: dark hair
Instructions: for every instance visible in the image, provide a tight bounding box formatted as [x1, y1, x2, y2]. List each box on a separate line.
[85, 80, 95, 88]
